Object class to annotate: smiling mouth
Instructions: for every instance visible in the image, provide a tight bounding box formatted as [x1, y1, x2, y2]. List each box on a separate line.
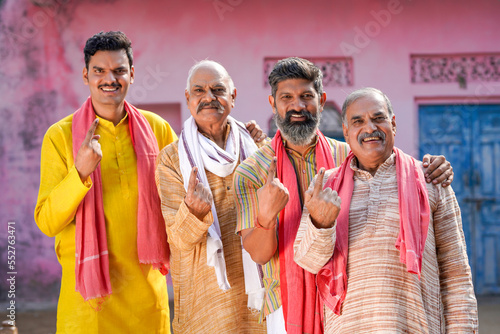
[362, 136, 381, 142]
[101, 86, 119, 92]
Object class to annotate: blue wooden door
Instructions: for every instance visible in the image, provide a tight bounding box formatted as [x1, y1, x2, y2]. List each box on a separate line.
[419, 104, 500, 295]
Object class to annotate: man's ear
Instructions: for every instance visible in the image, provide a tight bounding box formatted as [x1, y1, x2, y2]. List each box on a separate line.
[342, 123, 349, 144]
[391, 115, 397, 135]
[130, 65, 135, 84]
[319, 92, 327, 112]
[268, 95, 276, 114]
[231, 88, 237, 108]
[185, 89, 190, 105]
[83, 67, 89, 85]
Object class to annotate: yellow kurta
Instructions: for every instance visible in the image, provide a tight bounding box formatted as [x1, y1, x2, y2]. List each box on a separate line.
[35, 110, 177, 333]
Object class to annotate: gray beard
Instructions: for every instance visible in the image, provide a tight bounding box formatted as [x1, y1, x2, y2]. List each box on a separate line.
[274, 110, 321, 146]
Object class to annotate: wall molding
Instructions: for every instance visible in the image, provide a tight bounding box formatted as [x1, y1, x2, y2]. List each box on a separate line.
[263, 57, 354, 87]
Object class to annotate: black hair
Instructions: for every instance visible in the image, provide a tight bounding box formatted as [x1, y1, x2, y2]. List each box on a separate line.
[84, 31, 133, 69]
[268, 57, 323, 98]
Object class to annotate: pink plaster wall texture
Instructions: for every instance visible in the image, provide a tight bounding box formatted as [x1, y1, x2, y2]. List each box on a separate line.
[0, 0, 499, 307]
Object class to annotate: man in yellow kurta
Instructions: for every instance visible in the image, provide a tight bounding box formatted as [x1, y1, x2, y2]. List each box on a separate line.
[34, 31, 176, 333]
[155, 60, 267, 333]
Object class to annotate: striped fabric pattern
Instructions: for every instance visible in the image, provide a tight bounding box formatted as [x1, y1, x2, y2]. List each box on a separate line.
[294, 155, 478, 333]
[156, 140, 266, 333]
[233, 136, 350, 320]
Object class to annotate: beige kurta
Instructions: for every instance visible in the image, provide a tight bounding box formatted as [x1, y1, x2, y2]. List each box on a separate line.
[155, 140, 266, 334]
[294, 154, 478, 333]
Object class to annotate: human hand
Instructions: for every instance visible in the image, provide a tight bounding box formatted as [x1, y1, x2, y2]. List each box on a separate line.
[304, 168, 341, 229]
[184, 167, 213, 221]
[246, 120, 267, 143]
[423, 154, 453, 187]
[75, 119, 102, 182]
[256, 157, 289, 228]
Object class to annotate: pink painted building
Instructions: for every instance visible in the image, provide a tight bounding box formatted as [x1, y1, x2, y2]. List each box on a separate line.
[1, 0, 499, 307]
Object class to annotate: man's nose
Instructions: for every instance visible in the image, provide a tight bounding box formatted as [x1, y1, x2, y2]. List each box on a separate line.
[202, 89, 216, 102]
[291, 98, 306, 110]
[102, 71, 117, 83]
[365, 119, 377, 131]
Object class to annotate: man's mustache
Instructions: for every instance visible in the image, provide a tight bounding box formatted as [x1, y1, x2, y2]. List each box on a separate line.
[358, 130, 386, 145]
[98, 83, 121, 89]
[197, 101, 224, 113]
[284, 110, 314, 123]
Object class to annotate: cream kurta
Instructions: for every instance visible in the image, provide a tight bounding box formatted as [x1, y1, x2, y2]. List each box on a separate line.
[35, 110, 177, 333]
[155, 140, 266, 334]
[294, 154, 478, 333]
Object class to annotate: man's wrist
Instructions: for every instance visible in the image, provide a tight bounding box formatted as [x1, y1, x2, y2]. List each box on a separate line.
[255, 215, 276, 230]
[310, 216, 335, 229]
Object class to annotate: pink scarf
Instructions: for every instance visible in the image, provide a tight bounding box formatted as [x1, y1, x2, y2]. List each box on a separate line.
[318, 148, 430, 314]
[72, 97, 169, 301]
[273, 129, 335, 334]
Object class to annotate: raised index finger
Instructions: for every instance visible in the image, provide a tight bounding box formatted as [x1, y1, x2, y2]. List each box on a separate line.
[313, 168, 325, 196]
[266, 157, 277, 184]
[84, 119, 99, 143]
[187, 167, 199, 193]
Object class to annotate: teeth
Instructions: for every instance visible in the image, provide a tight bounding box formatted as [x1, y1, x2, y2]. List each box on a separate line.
[363, 137, 380, 141]
[102, 88, 117, 91]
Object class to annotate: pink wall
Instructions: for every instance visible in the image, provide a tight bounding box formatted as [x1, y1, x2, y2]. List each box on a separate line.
[1, 0, 499, 306]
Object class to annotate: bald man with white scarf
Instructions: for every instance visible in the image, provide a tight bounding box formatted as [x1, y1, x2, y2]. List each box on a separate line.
[155, 60, 267, 333]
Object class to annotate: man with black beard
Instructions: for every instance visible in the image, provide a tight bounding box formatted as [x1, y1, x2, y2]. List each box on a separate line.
[233, 57, 454, 334]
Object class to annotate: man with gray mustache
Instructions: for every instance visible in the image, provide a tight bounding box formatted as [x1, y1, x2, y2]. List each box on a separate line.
[155, 60, 267, 333]
[233, 58, 455, 334]
[293, 87, 477, 333]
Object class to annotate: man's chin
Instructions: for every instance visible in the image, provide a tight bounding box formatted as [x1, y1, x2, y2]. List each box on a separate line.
[280, 130, 316, 146]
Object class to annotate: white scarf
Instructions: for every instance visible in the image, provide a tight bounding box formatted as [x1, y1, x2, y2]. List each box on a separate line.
[178, 116, 265, 310]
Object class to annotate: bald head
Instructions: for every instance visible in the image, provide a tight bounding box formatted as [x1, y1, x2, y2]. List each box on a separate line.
[186, 60, 235, 93]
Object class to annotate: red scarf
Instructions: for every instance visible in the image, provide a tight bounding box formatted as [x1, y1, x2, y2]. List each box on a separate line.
[72, 97, 169, 301]
[318, 148, 430, 314]
[272, 129, 335, 334]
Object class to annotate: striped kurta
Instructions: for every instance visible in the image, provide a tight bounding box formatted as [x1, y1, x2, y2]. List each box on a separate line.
[233, 136, 350, 320]
[155, 140, 266, 334]
[294, 154, 478, 333]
